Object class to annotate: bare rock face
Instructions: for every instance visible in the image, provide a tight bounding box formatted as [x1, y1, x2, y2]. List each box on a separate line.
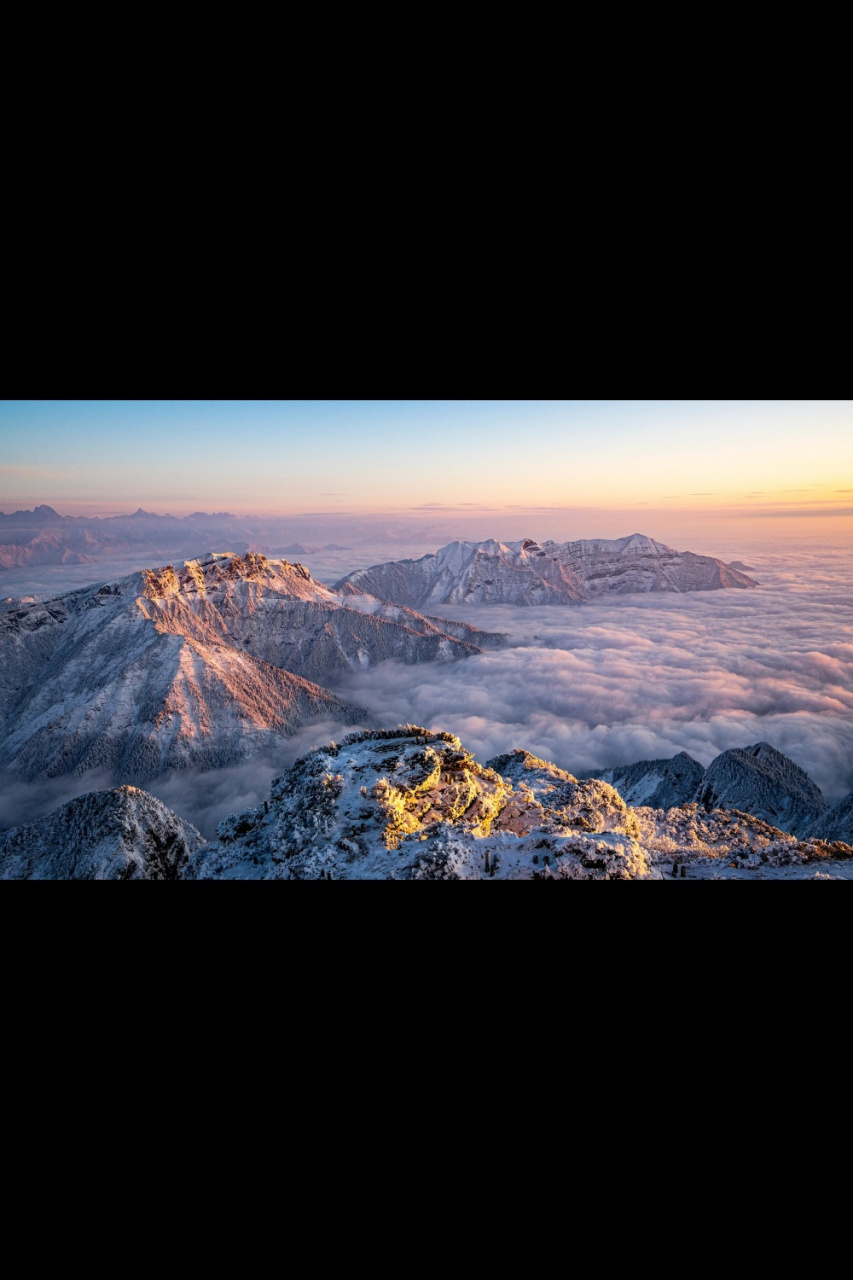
[0, 787, 204, 880]
[334, 534, 759, 608]
[0, 553, 503, 784]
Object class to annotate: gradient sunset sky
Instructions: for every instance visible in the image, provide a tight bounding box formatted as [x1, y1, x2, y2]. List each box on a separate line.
[1, 400, 850, 521]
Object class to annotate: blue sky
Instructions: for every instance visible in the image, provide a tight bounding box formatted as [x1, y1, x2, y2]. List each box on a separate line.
[1, 400, 850, 518]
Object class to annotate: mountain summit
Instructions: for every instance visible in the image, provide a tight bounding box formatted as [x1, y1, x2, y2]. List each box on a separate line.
[581, 741, 829, 836]
[334, 535, 759, 607]
[0, 552, 503, 784]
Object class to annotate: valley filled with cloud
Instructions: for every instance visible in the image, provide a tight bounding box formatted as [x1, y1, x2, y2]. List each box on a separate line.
[330, 542, 853, 806]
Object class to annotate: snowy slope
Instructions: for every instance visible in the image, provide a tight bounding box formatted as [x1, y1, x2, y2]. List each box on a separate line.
[2, 729, 849, 880]
[808, 792, 853, 843]
[576, 751, 705, 808]
[0, 786, 204, 879]
[631, 803, 853, 878]
[181, 729, 851, 881]
[696, 743, 827, 835]
[0, 553, 501, 782]
[186, 728, 658, 880]
[334, 534, 759, 607]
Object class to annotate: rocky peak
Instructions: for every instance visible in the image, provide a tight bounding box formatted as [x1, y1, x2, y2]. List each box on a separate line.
[141, 552, 314, 601]
[184, 726, 648, 880]
[697, 742, 827, 834]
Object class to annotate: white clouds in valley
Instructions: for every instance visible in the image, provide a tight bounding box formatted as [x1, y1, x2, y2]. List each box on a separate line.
[0, 720, 348, 840]
[327, 547, 853, 805]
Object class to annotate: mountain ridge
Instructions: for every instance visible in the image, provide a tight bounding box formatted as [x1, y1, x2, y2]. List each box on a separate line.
[578, 741, 832, 836]
[3, 728, 849, 880]
[334, 534, 759, 607]
[0, 552, 503, 784]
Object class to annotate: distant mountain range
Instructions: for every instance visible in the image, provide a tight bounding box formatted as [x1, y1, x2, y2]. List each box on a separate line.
[0, 507, 364, 574]
[2, 728, 849, 880]
[0, 552, 503, 783]
[334, 534, 759, 606]
[0, 506, 245, 571]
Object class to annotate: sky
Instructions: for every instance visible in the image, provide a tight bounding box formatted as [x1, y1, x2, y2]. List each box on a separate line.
[1, 400, 851, 528]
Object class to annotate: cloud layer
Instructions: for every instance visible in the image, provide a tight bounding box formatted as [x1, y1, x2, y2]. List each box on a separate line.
[326, 546, 853, 805]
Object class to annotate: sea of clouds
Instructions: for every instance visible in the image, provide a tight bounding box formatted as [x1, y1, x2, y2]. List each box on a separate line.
[1, 539, 851, 839]
[325, 541, 853, 806]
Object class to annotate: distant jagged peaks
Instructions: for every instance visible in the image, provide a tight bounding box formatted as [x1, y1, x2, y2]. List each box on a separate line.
[334, 534, 760, 607]
[0, 504, 63, 523]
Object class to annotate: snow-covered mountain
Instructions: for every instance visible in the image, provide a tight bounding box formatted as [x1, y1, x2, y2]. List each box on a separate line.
[808, 793, 853, 844]
[576, 751, 706, 808]
[185, 730, 656, 880]
[0, 786, 204, 879]
[3, 728, 848, 880]
[334, 534, 759, 607]
[0, 552, 502, 782]
[581, 741, 829, 836]
[695, 743, 827, 834]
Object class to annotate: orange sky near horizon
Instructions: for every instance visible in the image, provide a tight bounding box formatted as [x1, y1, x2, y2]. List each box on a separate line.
[1, 400, 850, 526]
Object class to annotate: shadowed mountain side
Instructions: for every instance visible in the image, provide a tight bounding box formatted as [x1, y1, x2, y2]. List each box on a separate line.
[696, 743, 827, 834]
[576, 751, 706, 809]
[808, 792, 853, 843]
[0, 786, 204, 879]
[143, 595, 500, 685]
[578, 742, 828, 836]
